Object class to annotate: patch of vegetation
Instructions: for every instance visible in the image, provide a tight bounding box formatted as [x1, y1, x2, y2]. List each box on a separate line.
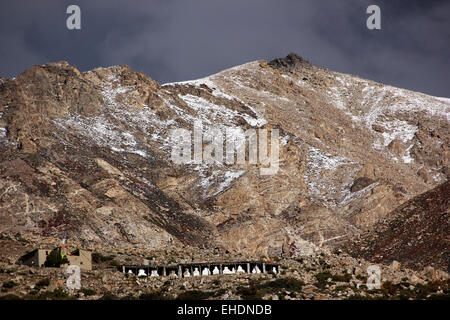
[355, 274, 367, 282]
[394, 280, 449, 300]
[396, 288, 416, 300]
[98, 292, 118, 300]
[236, 277, 305, 300]
[26, 288, 74, 300]
[335, 285, 349, 292]
[35, 278, 50, 289]
[236, 285, 262, 300]
[139, 291, 169, 300]
[332, 272, 352, 283]
[80, 288, 96, 296]
[258, 278, 304, 292]
[92, 252, 115, 263]
[44, 248, 69, 267]
[2, 281, 17, 289]
[358, 284, 368, 290]
[109, 260, 121, 268]
[15, 233, 29, 244]
[214, 288, 227, 297]
[381, 281, 398, 296]
[315, 271, 333, 283]
[427, 293, 450, 300]
[176, 290, 215, 300]
[414, 281, 444, 299]
[315, 271, 351, 284]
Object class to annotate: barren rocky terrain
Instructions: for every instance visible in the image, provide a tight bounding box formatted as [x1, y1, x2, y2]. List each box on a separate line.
[0, 236, 448, 300]
[0, 53, 448, 299]
[347, 180, 449, 271]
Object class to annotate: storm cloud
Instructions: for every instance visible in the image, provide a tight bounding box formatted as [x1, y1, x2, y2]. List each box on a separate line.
[0, 0, 449, 96]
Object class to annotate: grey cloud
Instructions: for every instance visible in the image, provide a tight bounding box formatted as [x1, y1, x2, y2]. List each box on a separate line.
[0, 0, 448, 97]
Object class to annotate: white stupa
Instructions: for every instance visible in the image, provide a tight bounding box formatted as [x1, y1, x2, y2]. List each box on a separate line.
[236, 265, 245, 273]
[212, 267, 220, 275]
[137, 269, 147, 277]
[183, 269, 191, 278]
[223, 266, 232, 274]
[150, 270, 159, 277]
[252, 266, 261, 274]
[193, 268, 200, 276]
[202, 267, 211, 276]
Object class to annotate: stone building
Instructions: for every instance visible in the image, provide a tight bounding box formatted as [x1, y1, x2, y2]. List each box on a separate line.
[64, 249, 92, 271]
[20, 248, 92, 271]
[19, 248, 51, 268]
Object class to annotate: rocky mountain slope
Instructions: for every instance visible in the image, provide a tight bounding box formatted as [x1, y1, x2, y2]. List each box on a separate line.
[0, 53, 448, 261]
[346, 180, 449, 271]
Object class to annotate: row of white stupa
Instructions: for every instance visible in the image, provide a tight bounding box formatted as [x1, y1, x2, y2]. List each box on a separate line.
[131, 265, 278, 278]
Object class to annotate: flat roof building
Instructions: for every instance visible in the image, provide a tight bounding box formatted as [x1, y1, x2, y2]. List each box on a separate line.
[20, 248, 92, 271]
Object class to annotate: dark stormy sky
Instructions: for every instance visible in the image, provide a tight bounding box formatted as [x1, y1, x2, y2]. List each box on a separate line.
[1, 0, 449, 97]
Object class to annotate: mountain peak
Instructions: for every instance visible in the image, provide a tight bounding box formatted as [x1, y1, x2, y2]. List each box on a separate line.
[268, 52, 314, 72]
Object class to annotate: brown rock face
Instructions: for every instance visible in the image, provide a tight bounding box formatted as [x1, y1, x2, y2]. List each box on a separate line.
[0, 54, 448, 260]
[345, 181, 449, 271]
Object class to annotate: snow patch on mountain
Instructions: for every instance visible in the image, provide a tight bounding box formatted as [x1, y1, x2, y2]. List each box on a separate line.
[304, 146, 359, 206]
